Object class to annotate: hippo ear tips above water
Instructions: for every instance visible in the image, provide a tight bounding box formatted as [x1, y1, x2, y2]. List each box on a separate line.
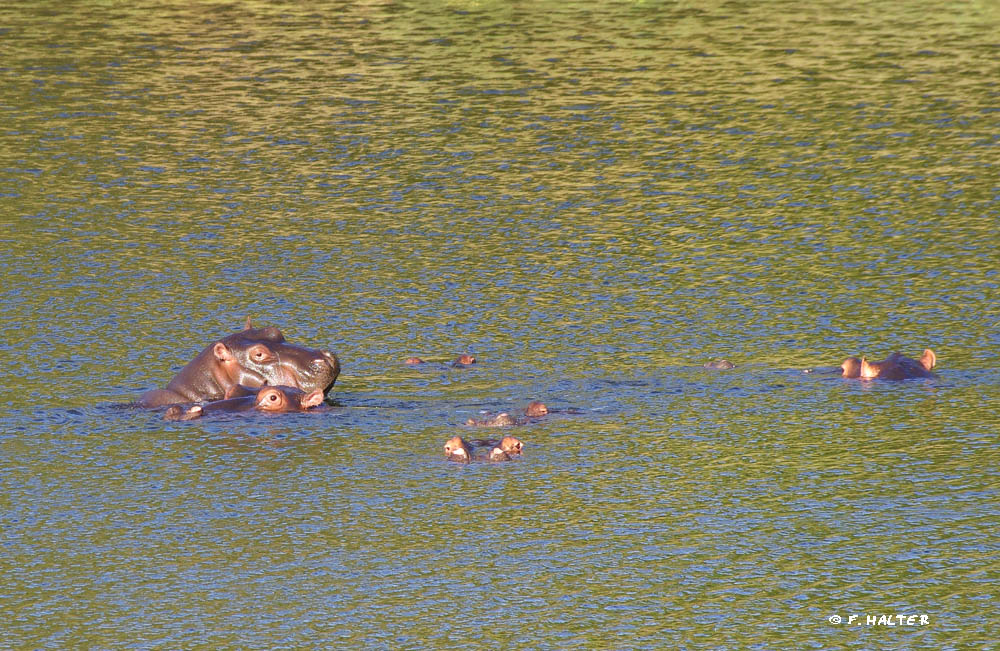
[704, 359, 736, 370]
[404, 354, 475, 367]
[244, 315, 253, 331]
[841, 348, 937, 380]
[921, 349, 937, 370]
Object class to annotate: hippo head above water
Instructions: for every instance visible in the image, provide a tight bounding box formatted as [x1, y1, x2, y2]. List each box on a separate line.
[487, 437, 524, 461]
[444, 434, 523, 463]
[165, 384, 325, 421]
[444, 436, 473, 463]
[140, 317, 340, 407]
[252, 385, 326, 412]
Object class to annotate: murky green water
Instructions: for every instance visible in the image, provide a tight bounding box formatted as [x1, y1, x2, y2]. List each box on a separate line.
[2, 1, 998, 648]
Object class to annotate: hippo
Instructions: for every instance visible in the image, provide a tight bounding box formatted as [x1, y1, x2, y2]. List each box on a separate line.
[405, 354, 477, 368]
[841, 348, 937, 380]
[466, 412, 520, 427]
[704, 359, 736, 370]
[443, 435, 523, 463]
[139, 317, 340, 407]
[164, 385, 325, 421]
[472, 435, 524, 458]
[465, 401, 550, 427]
[444, 435, 473, 463]
[524, 401, 548, 417]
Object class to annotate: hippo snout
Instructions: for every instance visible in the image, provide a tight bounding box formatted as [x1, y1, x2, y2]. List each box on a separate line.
[315, 350, 341, 391]
[271, 348, 340, 395]
[320, 350, 340, 375]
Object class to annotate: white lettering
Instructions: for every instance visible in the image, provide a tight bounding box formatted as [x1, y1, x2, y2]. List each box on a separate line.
[861, 613, 929, 626]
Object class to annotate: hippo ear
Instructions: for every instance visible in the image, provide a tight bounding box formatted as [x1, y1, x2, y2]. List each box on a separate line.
[921, 349, 936, 370]
[244, 316, 253, 331]
[213, 342, 235, 362]
[300, 390, 325, 409]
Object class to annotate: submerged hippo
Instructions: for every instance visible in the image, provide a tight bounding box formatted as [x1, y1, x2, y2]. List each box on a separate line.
[165, 385, 325, 421]
[405, 354, 477, 368]
[466, 412, 520, 427]
[472, 435, 524, 460]
[841, 348, 937, 380]
[524, 401, 548, 417]
[465, 401, 550, 427]
[443, 435, 473, 463]
[704, 359, 736, 370]
[139, 317, 340, 407]
[443, 435, 524, 463]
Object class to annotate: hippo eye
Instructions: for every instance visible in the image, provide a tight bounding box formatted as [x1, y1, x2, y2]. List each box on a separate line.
[267, 393, 279, 402]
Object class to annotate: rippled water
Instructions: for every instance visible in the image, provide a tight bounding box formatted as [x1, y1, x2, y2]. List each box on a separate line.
[3, 1, 999, 648]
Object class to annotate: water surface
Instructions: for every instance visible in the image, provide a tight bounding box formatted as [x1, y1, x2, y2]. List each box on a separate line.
[2, 1, 998, 648]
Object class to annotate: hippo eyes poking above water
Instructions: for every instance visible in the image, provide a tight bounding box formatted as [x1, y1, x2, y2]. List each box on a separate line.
[140, 317, 340, 408]
[841, 348, 937, 380]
